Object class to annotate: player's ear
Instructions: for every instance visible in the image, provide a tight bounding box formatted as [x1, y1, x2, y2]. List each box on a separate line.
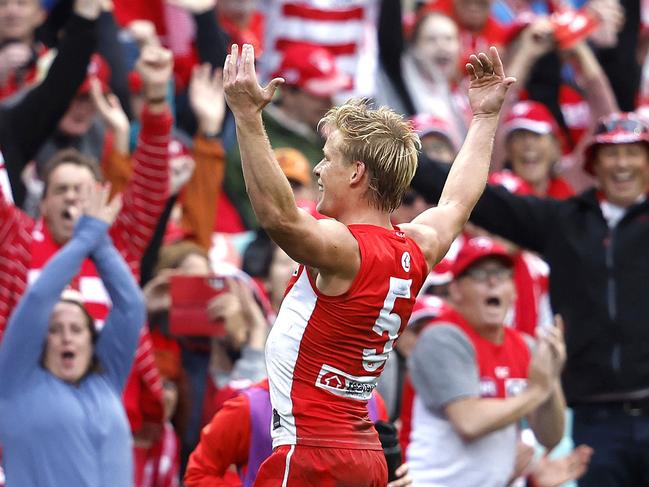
[350, 160, 366, 185]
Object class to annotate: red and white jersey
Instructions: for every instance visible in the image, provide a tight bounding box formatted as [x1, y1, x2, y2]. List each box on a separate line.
[28, 219, 111, 327]
[266, 224, 428, 450]
[259, 0, 380, 98]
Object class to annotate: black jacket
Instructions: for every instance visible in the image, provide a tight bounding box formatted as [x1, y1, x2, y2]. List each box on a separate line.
[0, 14, 96, 208]
[412, 157, 649, 403]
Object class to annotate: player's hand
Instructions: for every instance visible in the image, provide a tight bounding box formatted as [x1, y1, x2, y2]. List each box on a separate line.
[466, 46, 516, 118]
[190, 63, 226, 136]
[387, 463, 413, 487]
[223, 44, 284, 120]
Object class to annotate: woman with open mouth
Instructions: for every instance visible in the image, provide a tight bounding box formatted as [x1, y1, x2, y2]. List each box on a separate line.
[0, 184, 145, 487]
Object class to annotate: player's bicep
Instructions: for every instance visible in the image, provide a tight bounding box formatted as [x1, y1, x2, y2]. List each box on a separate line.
[266, 209, 358, 274]
[409, 204, 467, 261]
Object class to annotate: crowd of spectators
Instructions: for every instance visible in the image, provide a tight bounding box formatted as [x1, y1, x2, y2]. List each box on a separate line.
[0, 0, 647, 485]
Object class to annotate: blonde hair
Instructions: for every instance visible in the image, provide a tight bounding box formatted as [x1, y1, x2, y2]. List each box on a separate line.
[320, 99, 421, 212]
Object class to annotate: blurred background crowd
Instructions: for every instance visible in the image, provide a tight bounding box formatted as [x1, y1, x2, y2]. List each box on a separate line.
[0, 0, 648, 485]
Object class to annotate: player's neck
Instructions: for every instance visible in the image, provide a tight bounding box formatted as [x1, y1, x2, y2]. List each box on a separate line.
[337, 206, 393, 229]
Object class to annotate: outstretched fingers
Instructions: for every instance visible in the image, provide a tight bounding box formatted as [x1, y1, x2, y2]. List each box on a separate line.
[468, 54, 484, 78]
[478, 52, 493, 75]
[223, 44, 240, 84]
[242, 43, 255, 78]
[489, 46, 505, 78]
[262, 77, 285, 100]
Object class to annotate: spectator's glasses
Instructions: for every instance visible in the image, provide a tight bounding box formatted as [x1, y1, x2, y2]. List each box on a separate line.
[461, 266, 513, 283]
[594, 117, 648, 137]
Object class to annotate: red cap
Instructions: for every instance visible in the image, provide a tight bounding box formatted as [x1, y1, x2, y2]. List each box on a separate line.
[583, 112, 649, 174]
[79, 54, 111, 95]
[273, 43, 352, 98]
[410, 113, 457, 150]
[451, 237, 513, 278]
[502, 101, 559, 139]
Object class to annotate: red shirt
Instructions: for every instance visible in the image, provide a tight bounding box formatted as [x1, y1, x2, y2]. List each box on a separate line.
[266, 225, 428, 450]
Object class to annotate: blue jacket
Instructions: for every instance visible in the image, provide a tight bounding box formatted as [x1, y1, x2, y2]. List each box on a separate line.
[0, 216, 145, 486]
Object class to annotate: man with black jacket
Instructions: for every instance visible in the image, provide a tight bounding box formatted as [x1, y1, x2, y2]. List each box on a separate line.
[0, 0, 99, 209]
[411, 111, 649, 487]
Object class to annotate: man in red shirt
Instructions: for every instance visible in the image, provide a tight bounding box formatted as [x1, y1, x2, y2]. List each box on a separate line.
[223, 42, 514, 485]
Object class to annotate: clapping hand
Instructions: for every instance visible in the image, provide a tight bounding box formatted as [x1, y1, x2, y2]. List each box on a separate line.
[82, 183, 122, 225]
[466, 47, 516, 118]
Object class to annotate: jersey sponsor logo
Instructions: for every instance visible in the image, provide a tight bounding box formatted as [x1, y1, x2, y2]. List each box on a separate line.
[480, 378, 497, 397]
[315, 364, 377, 400]
[401, 252, 411, 272]
[505, 378, 528, 397]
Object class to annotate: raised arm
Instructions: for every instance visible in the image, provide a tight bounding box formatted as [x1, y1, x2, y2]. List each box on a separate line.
[89, 185, 147, 391]
[110, 46, 173, 278]
[223, 44, 359, 275]
[405, 48, 515, 267]
[92, 237, 146, 391]
[182, 63, 227, 250]
[0, 0, 100, 207]
[0, 215, 107, 398]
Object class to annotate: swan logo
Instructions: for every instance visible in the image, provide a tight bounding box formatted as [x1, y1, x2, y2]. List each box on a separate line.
[401, 252, 411, 272]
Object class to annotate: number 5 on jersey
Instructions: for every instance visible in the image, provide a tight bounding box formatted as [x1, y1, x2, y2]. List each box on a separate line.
[362, 277, 412, 372]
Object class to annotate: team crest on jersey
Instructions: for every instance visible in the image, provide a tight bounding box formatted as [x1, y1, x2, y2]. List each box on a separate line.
[495, 366, 510, 379]
[401, 252, 411, 272]
[315, 364, 376, 400]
